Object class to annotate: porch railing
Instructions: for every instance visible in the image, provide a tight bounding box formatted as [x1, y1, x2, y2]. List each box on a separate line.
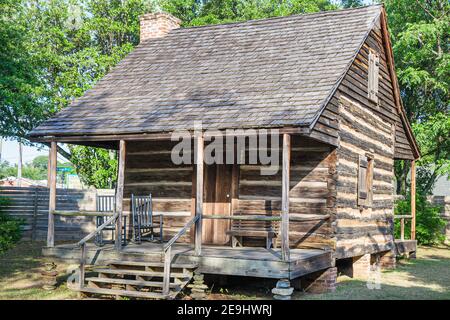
[161, 214, 199, 296]
[74, 211, 119, 290]
[394, 214, 413, 241]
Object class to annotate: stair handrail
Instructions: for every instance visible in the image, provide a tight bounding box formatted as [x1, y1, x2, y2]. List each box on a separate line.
[75, 211, 119, 290]
[394, 213, 413, 241]
[77, 211, 119, 248]
[161, 214, 199, 296]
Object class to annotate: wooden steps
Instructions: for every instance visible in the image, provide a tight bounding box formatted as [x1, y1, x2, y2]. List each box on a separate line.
[77, 259, 197, 300]
[94, 268, 191, 279]
[106, 260, 197, 269]
[85, 277, 181, 289]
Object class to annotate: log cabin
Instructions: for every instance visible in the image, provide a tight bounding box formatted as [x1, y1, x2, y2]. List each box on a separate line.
[29, 4, 419, 299]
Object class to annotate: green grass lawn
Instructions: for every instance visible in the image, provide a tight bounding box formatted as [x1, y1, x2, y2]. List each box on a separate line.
[297, 246, 450, 300]
[0, 242, 77, 300]
[0, 241, 449, 300]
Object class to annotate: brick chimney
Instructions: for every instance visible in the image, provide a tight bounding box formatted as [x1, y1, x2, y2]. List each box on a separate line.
[139, 12, 181, 42]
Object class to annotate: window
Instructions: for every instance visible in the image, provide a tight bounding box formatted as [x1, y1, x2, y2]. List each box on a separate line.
[358, 154, 374, 207]
[368, 49, 380, 104]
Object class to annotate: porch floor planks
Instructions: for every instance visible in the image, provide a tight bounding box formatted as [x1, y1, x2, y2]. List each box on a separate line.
[43, 242, 333, 280]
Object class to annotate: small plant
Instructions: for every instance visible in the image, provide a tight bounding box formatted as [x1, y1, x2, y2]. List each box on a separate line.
[219, 287, 229, 294]
[395, 191, 446, 245]
[0, 197, 23, 254]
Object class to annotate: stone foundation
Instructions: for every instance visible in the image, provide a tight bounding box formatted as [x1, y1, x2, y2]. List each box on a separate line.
[376, 250, 396, 270]
[272, 279, 294, 300]
[301, 267, 337, 294]
[188, 272, 208, 300]
[41, 261, 58, 290]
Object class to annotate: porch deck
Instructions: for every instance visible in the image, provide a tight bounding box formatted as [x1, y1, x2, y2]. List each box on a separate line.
[394, 239, 417, 257]
[43, 242, 333, 280]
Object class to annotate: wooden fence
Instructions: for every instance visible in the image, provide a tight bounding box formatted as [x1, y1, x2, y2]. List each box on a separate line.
[0, 186, 113, 241]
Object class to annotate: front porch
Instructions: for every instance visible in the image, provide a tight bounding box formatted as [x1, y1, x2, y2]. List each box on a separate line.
[43, 242, 333, 280]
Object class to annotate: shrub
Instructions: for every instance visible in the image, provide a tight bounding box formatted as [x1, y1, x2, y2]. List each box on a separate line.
[0, 197, 23, 254]
[395, 191, 446, 245]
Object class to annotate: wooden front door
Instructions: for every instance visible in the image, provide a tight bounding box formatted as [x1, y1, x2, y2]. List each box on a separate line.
[202, 163, 234, 245]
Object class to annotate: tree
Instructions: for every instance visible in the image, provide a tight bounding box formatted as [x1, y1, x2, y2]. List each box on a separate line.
[160, 0, 338, 26]
[0, 161, 16, 179]
[412, 113, 450, 194]
[0, 0, 52, 141]
[385, 0, 449, 195]
[31, 155, 49, 172]
[69, 146, 117, 189]
[340, 0, 364, 8]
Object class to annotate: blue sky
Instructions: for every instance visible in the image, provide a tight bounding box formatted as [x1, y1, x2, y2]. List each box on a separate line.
[0, 139, 49, 165]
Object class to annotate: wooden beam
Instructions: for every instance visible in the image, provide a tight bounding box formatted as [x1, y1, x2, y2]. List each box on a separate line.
[230, 163, 239, 216]
[195, 134, 204, 255]
[29, 127, 310, 144]
[410, 160, 416, 240]
[281, 133, 291, 261]
[115, 140, 126, 250]
[47, 155, 51, 188]
[52, 210, 115, 217]
[380, 8, 420, 159]
[47, 142, 57, 247]
[202, 214, 281, 221]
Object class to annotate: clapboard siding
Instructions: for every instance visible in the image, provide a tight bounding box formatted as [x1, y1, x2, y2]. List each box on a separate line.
[123, 141, 194, 242]
[0, 186, 102, 241]
[237, 137, 336, 250]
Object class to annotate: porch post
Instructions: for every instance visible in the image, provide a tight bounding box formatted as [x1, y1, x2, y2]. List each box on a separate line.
[410, 159, 416, 240]
[115, 140, 126, 250]
[281, 133, 291, 261]
[47, 142, 57, 247]
[195, 134, 204, 256]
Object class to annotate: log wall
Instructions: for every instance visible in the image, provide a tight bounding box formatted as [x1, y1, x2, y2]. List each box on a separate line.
[318, 25, 401, 259]
[123, 141, 194, 242]
[237, 137, 336, 250]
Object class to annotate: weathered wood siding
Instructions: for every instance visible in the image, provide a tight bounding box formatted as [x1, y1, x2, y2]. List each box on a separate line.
[319, 25, 401, 258]
[124, 141, 193, 242]
[237, 137, 336, 250]
[333, 96, 395, 258]
[0, 186, 103, 241]
[313, 24, 414, 159]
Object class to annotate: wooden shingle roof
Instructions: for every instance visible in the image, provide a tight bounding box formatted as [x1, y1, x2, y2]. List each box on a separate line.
[29, 5, 383, 138]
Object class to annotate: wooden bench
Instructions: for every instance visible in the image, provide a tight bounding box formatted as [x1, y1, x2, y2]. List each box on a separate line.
[202, 213, 331, 249]
[225, 213, 279, 249]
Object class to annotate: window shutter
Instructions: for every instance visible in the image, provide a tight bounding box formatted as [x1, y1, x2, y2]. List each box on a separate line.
[368, 51, 380, 103]
[358, 155, 368, 205]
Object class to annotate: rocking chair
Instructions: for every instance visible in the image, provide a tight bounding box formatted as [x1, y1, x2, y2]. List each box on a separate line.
[131, 194, 163, 243]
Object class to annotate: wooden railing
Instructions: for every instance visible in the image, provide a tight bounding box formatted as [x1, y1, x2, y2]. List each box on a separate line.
[74, 212, 119, 290]
[161, 215, 199, 296]
[394, 214, 413, 241]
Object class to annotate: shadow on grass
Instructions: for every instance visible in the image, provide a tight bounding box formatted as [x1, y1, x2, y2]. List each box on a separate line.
[0, 242, 44, 281]
[203, 247, 450, 300]
[298, 278, 449, 300]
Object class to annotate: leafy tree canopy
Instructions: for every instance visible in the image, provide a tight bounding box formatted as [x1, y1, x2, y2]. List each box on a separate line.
[385, 0, 449, 195]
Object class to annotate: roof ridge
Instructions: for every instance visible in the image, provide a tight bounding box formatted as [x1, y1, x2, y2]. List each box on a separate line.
[173, 4, 382, 32]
